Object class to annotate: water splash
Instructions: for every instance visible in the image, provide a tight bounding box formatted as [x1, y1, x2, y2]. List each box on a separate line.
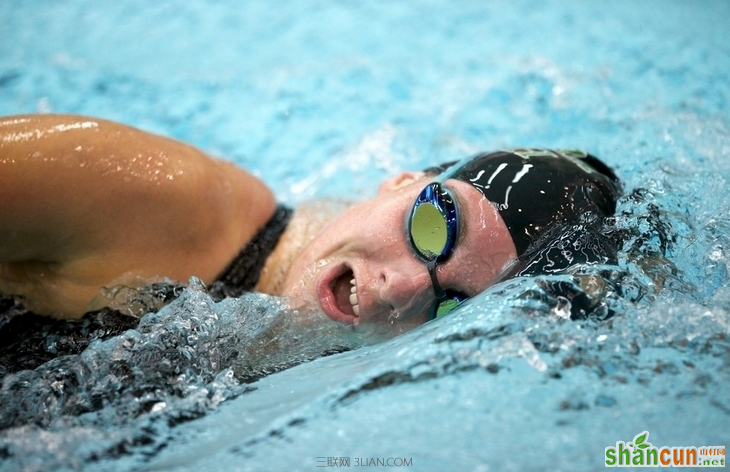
[0, 279, 389, 471]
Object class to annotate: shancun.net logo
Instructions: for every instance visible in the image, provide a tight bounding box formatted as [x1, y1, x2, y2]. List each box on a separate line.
[605, 431, 725, 467]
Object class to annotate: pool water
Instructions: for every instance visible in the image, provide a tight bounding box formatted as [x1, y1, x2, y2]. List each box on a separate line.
[1, 1, 729, 471]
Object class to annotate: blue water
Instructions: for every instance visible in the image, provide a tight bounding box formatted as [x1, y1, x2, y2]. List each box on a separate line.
[1, 1, 729, 471]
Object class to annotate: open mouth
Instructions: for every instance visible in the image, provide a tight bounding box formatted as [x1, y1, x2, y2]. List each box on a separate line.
[333, 269, 359, 316]
[317, 265, 361, 324]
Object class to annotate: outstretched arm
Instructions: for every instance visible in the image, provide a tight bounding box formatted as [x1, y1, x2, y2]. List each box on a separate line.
[0, 114, 276, 317]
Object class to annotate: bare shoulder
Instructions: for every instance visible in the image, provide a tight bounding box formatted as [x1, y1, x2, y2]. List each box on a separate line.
[0, 114, 276, 317]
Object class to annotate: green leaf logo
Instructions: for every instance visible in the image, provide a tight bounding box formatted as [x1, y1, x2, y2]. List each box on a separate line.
[631, 431, 652, 451]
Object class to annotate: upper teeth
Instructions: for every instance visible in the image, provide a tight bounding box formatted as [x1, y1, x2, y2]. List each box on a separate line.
[349, 278, 360, 316]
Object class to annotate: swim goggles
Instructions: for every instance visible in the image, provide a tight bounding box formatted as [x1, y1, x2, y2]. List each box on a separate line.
[406, 161, 470, 320]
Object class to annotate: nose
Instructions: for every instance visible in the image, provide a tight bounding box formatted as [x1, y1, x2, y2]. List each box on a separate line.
[378, 261, 435, 314]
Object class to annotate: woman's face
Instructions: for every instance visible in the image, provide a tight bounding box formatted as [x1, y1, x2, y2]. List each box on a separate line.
[280, 172, 518, 329]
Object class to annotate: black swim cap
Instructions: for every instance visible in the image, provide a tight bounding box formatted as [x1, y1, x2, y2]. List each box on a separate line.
[430, 149, 621, 256]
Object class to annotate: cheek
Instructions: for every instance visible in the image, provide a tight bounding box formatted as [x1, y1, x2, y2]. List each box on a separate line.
[365, 222, 406, 252]
[354, 198, 411, 252]
[458, 259, 497, 292]
[280, 259, 320, 301]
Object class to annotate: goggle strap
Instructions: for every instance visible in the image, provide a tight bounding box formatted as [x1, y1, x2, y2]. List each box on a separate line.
[426, 260, 446, 300]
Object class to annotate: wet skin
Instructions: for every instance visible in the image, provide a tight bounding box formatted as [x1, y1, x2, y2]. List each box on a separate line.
[0, 114, 517, 326]
[275, 173, 518, 328]
[0, 115, 276, 318]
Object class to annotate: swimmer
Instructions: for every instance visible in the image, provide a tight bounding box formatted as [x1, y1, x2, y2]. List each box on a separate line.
[0, 114, 620, 327]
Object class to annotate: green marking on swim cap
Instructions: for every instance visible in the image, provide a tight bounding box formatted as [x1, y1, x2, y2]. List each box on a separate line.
[559, 149, 588, 159]
[559, 149, 597, 174]
[508, 148, 560, 160]
[411, 203, 447, 258]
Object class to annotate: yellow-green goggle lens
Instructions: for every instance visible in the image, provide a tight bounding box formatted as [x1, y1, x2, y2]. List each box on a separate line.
[410, 203, 448, 259]
[434, 297, 461, 318]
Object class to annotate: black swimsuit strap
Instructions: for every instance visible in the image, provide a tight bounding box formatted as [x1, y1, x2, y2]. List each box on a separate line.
[212, 205, 293, 298]
[0, 206, 293, 377]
